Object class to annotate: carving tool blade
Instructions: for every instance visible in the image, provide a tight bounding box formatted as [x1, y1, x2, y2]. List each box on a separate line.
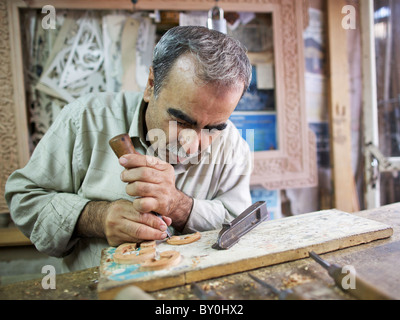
[248, 273, 307, 300]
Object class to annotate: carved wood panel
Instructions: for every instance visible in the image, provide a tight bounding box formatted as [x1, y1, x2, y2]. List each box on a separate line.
[0, 0, 20, 214]
[250, 0, 317, 189]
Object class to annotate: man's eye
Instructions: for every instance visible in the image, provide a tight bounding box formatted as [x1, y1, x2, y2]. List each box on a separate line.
[176, 121, 188, 127]
[203, 129, 220, 136]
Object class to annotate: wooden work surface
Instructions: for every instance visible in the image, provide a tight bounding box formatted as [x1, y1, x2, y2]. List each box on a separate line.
[97, 209, 392, 299]
[0, 203, 399, 300]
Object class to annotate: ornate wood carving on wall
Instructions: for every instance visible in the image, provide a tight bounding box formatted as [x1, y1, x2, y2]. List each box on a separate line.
[0, 1, 20, 214]
[249, 0, 317, 189]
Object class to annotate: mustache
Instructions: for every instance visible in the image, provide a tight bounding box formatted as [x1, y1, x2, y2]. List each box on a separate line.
[166, 143, 200, 159]
[148, 142, 201, 162]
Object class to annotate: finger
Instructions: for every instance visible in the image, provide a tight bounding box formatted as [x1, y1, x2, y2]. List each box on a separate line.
[131, 199, 168, 230]
[121, 220, 168, 241]
[132, 199, 172, 228]
[105, 200, 168, 245]
[132, 197, 159, 213]
[119, 153, 147, 168]
[126, 181, 160, 198]
[119, 153, 171, 171]
[162, 216, 172, 226]
[124, 209, 165, 231]
[121, 167, 164, 184]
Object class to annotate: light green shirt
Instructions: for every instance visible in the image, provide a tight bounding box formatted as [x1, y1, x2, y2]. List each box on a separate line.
[5, 92, 252, 272]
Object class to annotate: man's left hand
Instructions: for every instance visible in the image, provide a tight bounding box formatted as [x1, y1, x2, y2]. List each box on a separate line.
[119, 154, 193, 231]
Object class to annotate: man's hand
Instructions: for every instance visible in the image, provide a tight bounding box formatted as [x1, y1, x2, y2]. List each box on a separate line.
[119, 154, 193, 231]
[104, 199, 171, 246]
[75, 199, 172, 247]
[74, 154, 193, 246]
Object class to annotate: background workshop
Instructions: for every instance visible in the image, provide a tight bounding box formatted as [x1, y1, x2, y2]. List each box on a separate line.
[0, 0, 399, 301]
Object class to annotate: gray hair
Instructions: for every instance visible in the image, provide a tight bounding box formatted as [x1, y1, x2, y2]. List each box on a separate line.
[152, 26, 252, 98]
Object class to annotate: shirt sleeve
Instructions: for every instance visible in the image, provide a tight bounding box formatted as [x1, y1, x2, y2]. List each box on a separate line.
[4, 103, 89, 258]
[182, 133, 253, 234]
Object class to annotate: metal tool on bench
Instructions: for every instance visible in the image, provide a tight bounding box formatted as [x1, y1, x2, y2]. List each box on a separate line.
[109, 133, 172, 238]
[248, 273, 307, 300]
[309, 251, 394, 300]
[212, 201, 268, 250]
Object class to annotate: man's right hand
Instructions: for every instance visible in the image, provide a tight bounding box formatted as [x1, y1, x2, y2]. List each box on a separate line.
[75, 199, 171, 247]
[103, 199, 171, 246]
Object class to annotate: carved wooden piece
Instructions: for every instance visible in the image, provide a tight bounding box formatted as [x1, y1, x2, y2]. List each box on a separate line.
[115, 243, 137, 255]
[139, 250, 182, 271]
[166, 232, 202, 245]
[1, 1, 28, 215]
[113, 240, 180, 269]
[140, 240, 157, 248]
[113, 245, 156, 265]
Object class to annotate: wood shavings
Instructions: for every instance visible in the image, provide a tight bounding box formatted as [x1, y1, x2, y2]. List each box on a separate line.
[202, 281, 221, 291]
[191, 256, 202, 268]
[282, 273, 313, 289]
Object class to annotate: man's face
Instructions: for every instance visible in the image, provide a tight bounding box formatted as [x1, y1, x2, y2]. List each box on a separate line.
[143, 55, 243, 164]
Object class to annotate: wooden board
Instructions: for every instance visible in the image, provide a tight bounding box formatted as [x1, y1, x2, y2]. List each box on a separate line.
[97, 210, 393, 299]
[327, 0, 359, 213]
[0, 228, 31, 247]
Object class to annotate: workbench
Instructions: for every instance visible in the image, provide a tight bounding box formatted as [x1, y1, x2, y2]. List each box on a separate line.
[0, 203, 399, 301]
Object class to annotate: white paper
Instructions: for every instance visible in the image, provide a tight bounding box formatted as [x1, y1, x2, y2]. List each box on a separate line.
[256, 63, 274, 90]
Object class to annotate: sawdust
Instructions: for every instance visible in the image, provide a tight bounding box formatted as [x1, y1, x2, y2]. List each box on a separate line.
[191, 255, 206, 268]
[202, 281, 222, 291]
[282, 273, 313, 289]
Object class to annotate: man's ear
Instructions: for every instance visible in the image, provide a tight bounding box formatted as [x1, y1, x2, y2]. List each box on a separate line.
[143, 67, 155, 102]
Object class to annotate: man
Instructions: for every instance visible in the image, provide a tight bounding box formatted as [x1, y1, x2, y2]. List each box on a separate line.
[5, 26, 253, 272]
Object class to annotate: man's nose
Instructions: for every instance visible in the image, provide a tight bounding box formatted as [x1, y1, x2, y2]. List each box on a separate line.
[178, 129, 200, 155]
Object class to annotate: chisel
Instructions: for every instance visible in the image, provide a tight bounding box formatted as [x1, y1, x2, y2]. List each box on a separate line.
[248, 273, 307, 300]
[309, 251, 394, 300]
[109, 133, 172, 238]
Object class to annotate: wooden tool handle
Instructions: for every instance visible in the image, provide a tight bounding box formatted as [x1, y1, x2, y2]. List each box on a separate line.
[109, 133, 136, 158]
[352, 274, 394, 300]
[330, 265, 394, 300]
